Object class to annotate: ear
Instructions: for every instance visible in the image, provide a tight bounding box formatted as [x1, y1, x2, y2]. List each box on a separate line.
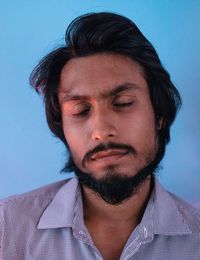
[158, 117, 166, 130]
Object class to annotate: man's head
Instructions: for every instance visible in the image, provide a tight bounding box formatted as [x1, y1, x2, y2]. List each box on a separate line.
[30, 12, 182, 204]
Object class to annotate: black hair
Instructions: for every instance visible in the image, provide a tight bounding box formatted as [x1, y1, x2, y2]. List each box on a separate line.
[30, 12, 182, 161]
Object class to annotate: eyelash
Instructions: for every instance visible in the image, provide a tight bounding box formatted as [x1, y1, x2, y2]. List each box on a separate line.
[114, 101, 133, 107]
[73, 108, 90, 118]
[73, 102, 134, 118]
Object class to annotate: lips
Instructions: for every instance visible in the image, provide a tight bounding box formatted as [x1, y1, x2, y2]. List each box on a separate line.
[90, 149, 128, 161]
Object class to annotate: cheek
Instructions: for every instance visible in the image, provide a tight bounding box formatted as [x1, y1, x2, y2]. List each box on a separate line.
[62, 118, 88, 159]
[121, 111, 156, 148]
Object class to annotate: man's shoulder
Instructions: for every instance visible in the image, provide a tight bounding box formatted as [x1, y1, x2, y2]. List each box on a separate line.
[0, 178, 79, 258]
[0, 179, 69, 215]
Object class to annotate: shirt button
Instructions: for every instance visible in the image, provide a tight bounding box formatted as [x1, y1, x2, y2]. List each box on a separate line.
[79, 230, 85, 236]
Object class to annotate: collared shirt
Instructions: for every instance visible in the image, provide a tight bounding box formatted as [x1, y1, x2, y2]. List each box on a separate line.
[0, 177, 200, 260]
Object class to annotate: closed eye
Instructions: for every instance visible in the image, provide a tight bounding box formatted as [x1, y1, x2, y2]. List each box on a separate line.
[114, 101, 134, 107]
[73, 107, 91, 117]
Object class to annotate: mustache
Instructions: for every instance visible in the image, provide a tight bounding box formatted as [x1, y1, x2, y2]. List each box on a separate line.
[82, 142, 136, 166]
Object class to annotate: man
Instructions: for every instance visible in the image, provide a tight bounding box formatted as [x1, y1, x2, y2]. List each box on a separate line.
[0, 12, 200, 260]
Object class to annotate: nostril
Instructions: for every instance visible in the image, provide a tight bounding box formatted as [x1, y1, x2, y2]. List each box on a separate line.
[91, 129, 117, 141]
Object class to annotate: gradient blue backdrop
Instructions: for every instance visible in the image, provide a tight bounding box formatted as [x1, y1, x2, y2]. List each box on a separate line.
[0, 1, 200, 207]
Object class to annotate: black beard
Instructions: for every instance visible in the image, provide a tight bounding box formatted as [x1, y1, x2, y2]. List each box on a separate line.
[62, 136, 165, 205]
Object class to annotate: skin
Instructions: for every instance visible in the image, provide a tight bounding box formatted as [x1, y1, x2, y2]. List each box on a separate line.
[58, 53, 159, 260]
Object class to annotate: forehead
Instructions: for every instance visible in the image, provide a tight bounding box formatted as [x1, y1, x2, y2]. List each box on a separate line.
[59, 53, 148, 97]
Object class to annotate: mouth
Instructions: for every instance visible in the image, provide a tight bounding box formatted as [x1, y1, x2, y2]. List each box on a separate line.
[90, 149, 129, 162]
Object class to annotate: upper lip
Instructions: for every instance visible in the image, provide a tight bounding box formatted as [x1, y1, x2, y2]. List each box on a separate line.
[91, 149, 128, 160]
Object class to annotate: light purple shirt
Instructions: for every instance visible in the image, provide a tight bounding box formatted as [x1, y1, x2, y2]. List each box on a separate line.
[0, 177, 200, 259]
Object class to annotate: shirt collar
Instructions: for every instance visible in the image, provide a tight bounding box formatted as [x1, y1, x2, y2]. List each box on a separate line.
[37, 177, 80, 229]
[152, 179, 192, 235]
[37, 177, 192, 235]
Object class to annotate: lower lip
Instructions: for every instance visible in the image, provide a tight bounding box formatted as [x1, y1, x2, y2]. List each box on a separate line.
[90, 153, 128, 165]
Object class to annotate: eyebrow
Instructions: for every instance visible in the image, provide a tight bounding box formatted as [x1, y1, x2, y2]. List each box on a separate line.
[59, 83, 140, 102]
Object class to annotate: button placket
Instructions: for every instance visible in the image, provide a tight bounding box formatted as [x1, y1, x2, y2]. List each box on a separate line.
[121, 225, 154, 260]
[120, 236, 140, 260]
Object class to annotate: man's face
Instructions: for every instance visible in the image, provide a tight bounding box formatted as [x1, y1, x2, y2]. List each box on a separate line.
[58, 54, 158, 202]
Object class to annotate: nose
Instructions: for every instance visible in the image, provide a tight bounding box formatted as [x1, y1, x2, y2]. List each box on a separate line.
[90, 109, 117, 142]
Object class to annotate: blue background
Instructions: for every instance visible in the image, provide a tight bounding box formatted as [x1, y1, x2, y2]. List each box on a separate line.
[0, 0, 199, 207]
